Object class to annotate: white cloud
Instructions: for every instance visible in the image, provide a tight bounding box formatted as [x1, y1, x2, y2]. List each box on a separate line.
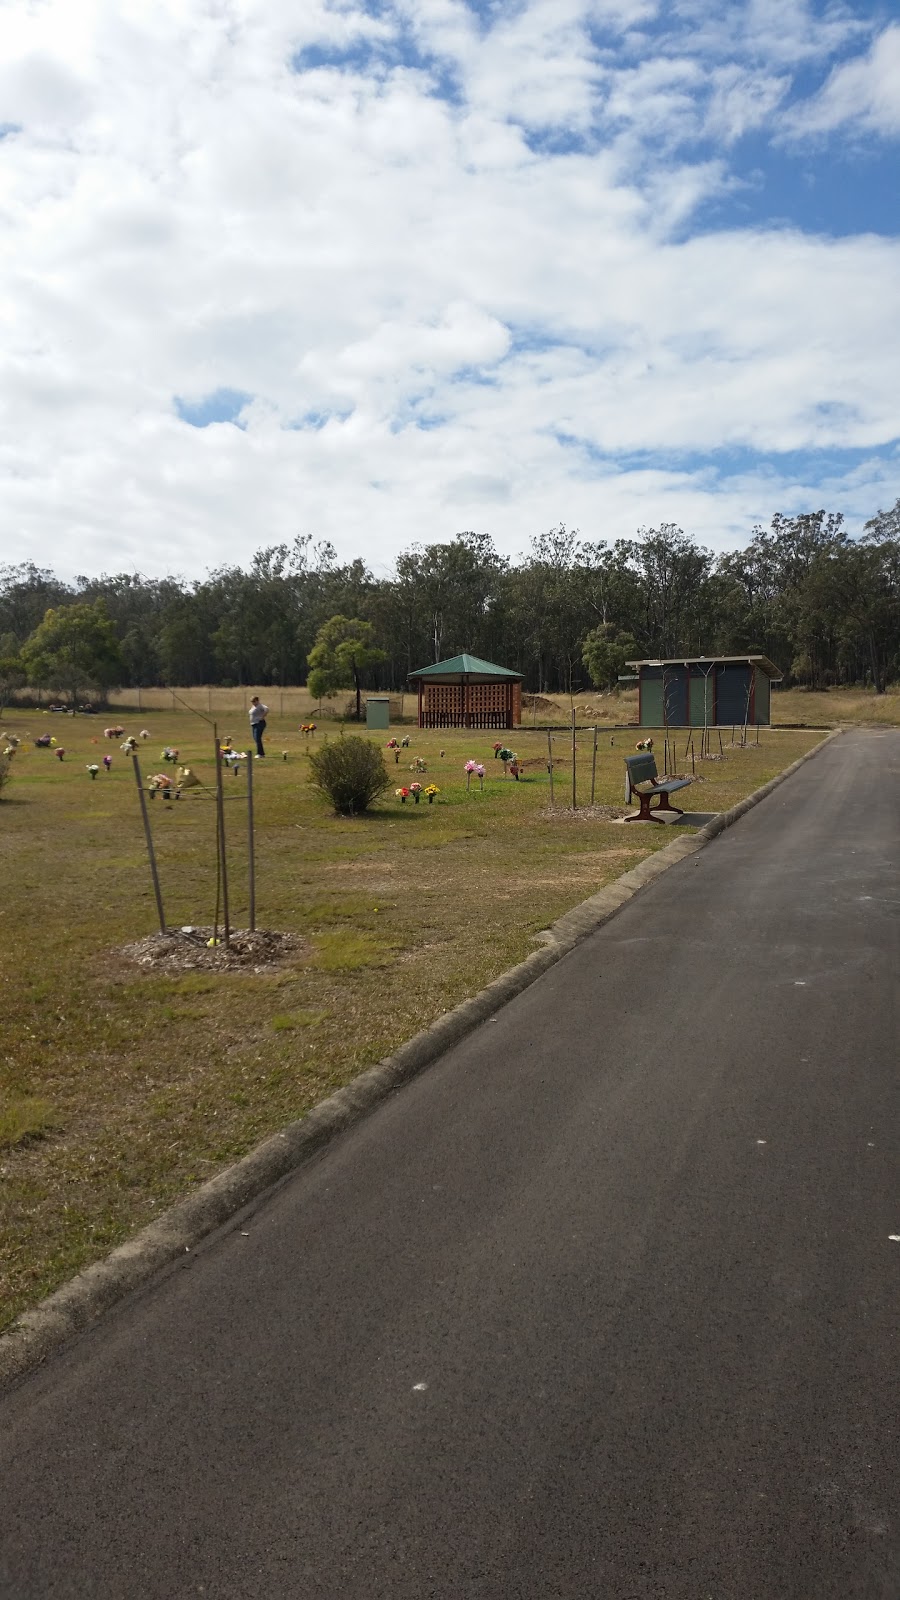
[785, 24, 900, 139]
[0, 0, 897, 583]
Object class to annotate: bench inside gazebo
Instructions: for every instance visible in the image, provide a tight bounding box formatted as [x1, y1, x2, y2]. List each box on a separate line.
[408, 654, 523, 730]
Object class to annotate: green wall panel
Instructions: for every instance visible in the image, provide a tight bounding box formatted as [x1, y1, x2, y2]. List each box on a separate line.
[689, 673, 714, 727]
[640, 674, 664, 726]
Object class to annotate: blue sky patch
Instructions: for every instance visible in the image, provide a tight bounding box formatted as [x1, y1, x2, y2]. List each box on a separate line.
[175, 390, 252, 428]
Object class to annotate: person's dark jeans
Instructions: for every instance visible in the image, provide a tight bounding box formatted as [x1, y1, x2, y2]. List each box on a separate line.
[252, 719, 266, 757]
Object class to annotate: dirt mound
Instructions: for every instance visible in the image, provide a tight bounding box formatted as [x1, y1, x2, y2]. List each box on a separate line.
[119, 926, 306, 972]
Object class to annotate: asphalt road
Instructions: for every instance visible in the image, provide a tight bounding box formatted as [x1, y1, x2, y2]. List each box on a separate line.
[2, 729, 898, 1599]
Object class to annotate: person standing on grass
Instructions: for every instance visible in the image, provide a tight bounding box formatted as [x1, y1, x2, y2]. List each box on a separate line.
[248, 696, 268, 758]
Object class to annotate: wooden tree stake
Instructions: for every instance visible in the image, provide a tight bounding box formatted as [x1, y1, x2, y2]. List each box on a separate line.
[214, 732, 231, 948]
[246, 730, 256, 931]
[131, 753, 166, 933]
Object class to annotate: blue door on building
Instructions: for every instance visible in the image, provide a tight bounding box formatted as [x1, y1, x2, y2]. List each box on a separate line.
[716, 664, 752, 724]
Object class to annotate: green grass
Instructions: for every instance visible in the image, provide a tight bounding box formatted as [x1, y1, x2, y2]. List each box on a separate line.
[0, 705, 829, 1330]
[0, 1098, 58, 1151]
[270, 1010, 330, 1032]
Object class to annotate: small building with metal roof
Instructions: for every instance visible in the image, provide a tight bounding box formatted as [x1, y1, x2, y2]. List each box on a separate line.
[408, 654, 523, 730]
[627, 655, 783, 728]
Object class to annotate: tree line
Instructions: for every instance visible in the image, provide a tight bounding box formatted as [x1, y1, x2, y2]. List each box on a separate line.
[2, 502, 899, 709]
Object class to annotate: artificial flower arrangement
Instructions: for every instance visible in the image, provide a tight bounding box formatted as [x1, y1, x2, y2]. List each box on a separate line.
[103, 754, 112, 770]
[55, 747, 65, 761]
[387, 738, 401, 762]
[410, 757, 427, 773]
[86, 763, 99, 780]
[147, 773, 174, 799]
[35, 735, 51, 747]
[464, 760, 486, 792]
[300, 723, 317, 736]
[396, 786, 410, 803]
[424, 784, 440, 803]
[161, 746, 179, 763]
[409, 781, 423, 803]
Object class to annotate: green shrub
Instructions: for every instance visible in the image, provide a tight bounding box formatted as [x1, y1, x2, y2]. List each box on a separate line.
[0, 753, 12, 799]
[307, 735, 391, 815]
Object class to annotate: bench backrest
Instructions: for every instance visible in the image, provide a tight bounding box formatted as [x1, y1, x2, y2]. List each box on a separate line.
[624, 753, 658, 786]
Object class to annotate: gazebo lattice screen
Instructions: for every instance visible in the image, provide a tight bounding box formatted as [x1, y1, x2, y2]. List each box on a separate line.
[420, 681, 518, 729]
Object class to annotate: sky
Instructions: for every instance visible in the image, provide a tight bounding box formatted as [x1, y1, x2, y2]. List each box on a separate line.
[1, 0, 899, 582]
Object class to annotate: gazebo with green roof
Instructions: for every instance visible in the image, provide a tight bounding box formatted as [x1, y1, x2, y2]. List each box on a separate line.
[408, 654, 523, 730]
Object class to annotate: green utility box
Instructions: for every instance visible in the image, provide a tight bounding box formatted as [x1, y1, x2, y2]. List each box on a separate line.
[365, 697, 391, 732]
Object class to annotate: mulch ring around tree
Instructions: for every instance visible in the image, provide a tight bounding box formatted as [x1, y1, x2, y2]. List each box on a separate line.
[119, 927, 308, 972]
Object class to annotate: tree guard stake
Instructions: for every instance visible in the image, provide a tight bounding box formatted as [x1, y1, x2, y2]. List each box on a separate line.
[214, 731, 231, 948]
[246, 729, 256, 932]
[131, 751, 166, 934]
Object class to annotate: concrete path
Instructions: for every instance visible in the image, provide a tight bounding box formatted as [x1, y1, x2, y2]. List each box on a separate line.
[2, 729, 898, 1599]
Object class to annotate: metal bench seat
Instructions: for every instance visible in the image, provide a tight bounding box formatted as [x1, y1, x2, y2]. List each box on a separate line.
[624, 753, 693, 822]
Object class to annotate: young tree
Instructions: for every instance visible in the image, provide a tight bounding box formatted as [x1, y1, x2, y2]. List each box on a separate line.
[581, 625, 638, 691]
[21, 601, 124, 707]
[306, 615, 386, 720]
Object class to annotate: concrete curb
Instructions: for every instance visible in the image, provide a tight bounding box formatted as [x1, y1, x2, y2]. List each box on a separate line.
[0, 727, 841, 1389]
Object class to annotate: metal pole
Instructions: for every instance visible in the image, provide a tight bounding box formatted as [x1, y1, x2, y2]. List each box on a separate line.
[131, 753, 166, 933]
[547, 730, 554, 806]
[214, 731, 231, 947]
[590, 725, 598, 806]
[246, 728, 256, 932]
[571, 710, 577, 811]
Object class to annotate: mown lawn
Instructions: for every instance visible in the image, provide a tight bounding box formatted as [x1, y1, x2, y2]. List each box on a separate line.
[0, 708, 826, 1328]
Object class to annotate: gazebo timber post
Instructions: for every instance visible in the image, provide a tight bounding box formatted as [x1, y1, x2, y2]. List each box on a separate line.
[417, 680, 423, 728]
